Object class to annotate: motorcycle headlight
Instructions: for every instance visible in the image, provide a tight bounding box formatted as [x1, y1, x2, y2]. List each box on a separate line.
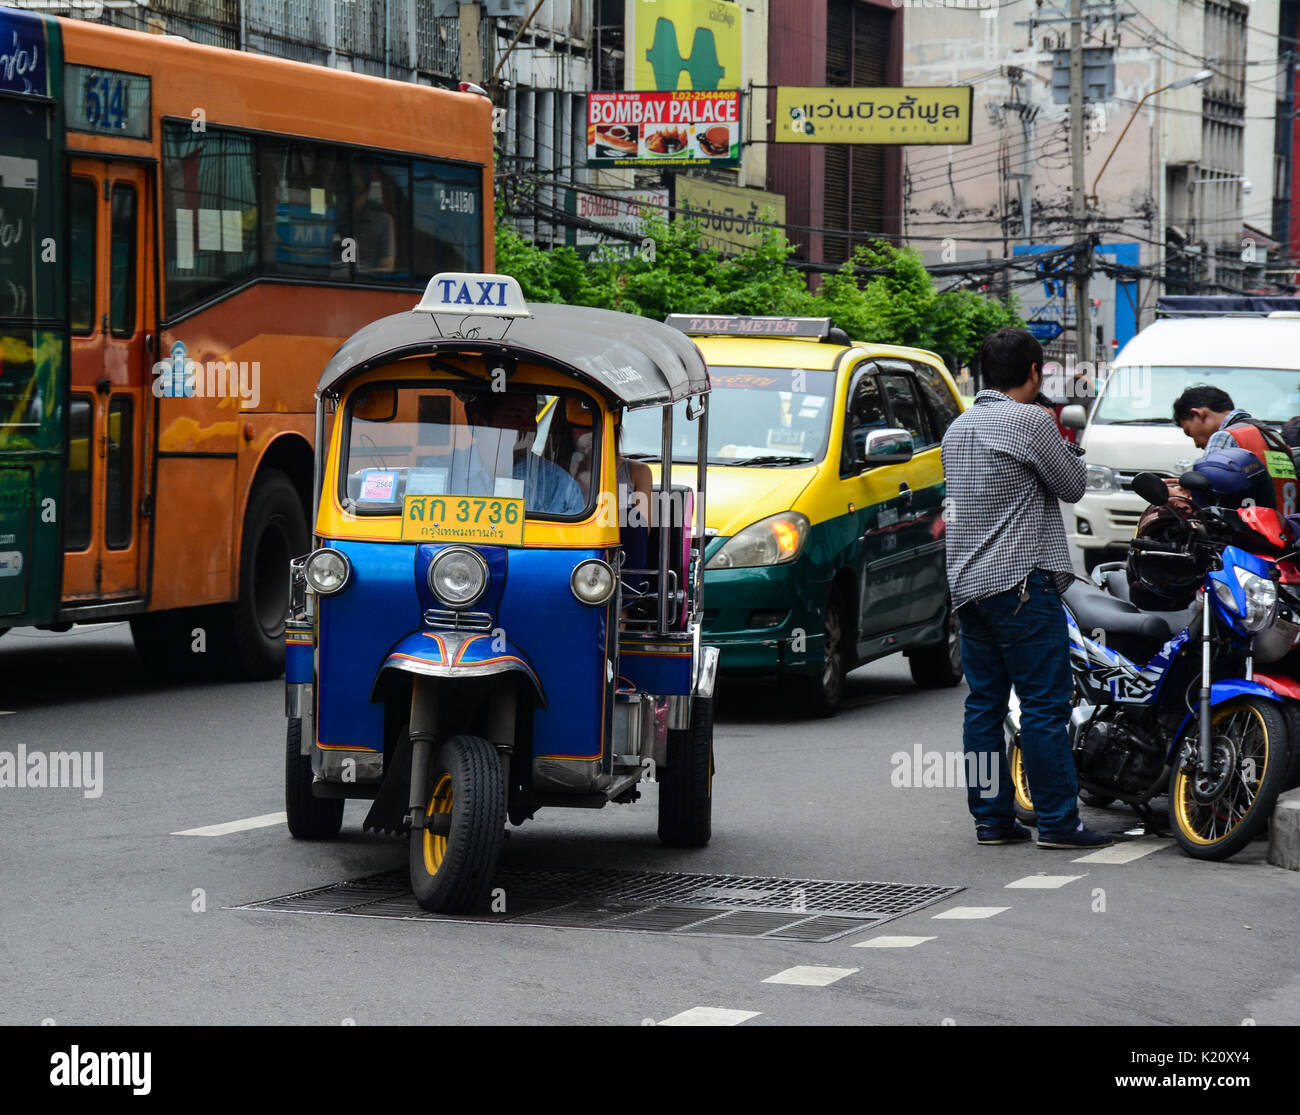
[304, 548, 351, 595]
[1234, 567, 1278, 633]
[706, 511, 810, 570]
[1085, 465, 1117, 492]
[429, 547, 489, 608]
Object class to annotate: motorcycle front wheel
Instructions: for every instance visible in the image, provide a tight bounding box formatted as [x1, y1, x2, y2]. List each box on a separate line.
[1169, 696, 1290, 861]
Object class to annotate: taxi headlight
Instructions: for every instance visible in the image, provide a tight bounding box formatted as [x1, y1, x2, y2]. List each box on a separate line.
[304, 548, 351, 595]
[571, 559, 615, 606]
[429, 547, 489, 608]
[705, 511, 810, 570]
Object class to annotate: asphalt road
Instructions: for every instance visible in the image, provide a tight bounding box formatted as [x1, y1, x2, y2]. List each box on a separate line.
[1, 622, 1297, 1027]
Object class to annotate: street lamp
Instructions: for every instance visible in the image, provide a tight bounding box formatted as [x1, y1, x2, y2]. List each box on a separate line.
[1088, 69, 1213, 205]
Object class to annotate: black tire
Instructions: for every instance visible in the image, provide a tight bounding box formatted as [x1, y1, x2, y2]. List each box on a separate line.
[217, 470, 308, 681]
[1282, 701, 1300, 791]
[409, 735, 505, 914]
[284, 717, 344, 839]
[658, 696, 714, 847]
[1080, 789, 1116, 808]
[797, 587, 850, 718]
[1169, 696, 1290, 861]
[908, 596, 964, 688]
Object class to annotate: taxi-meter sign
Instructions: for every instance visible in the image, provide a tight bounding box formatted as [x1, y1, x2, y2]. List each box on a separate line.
[414, 272, 532, 318]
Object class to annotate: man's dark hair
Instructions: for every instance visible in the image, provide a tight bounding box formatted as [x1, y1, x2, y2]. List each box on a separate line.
[978, 328, 1043, 392]
[1172, 384, 1234, 424]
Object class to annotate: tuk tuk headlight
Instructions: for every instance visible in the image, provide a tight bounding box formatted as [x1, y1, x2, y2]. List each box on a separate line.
[429, 547, 489, 608]
[706, 511, 810, 570]
[304, 548, 351, 595]
[571, 559, 615, 606]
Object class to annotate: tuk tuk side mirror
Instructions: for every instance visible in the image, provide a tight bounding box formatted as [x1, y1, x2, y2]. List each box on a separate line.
[1059, 404, 1088, 430]
[856, 427, 914, 470]
[351, 386, 398, 422]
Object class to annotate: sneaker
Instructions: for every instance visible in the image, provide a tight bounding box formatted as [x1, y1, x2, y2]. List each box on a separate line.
[1037, 822, 1114, 850]
[976, 822, 1033, 845]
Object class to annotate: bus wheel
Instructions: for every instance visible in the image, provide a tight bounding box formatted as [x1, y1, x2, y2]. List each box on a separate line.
[409, 735, 505, 914]
[284, 717, 343, 839]
[658, 696, 713, 848]
[221, 471, 308, 680]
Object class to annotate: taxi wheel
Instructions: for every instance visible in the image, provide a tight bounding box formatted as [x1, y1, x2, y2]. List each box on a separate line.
[797, 588, 849, 719]
[409, 735, 505, 914]
[284, 717, 344, 839]
[658, 697, 713, 848]
[908, 596, 964, 689]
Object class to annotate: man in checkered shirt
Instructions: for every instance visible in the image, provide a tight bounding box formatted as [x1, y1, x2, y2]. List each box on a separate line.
[941, 328, 1112, 850]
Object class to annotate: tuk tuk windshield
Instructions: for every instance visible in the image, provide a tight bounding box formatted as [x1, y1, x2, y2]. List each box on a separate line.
[341, 383, 597, 517]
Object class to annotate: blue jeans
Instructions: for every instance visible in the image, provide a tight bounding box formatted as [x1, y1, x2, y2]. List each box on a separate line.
[958, 570, 1080, 835]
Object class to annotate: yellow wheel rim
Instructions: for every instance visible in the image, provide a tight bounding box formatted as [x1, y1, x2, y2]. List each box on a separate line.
[422, 773, 453, 876]
[1171, 704, 1270, 847]
[1010, 742, 1034, 813]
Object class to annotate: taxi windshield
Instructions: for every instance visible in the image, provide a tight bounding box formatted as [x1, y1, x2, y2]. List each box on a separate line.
[621, 366, 835, 465]
[340, 382, 598, 518]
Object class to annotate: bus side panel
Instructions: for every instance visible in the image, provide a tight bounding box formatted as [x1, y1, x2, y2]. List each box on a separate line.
[149, 457, 235, 609]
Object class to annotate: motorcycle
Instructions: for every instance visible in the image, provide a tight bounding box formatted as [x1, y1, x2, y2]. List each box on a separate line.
[1006, 470, 1293, 860]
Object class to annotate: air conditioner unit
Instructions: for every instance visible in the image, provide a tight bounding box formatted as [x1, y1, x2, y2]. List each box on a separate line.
[483, 0, 532, 17]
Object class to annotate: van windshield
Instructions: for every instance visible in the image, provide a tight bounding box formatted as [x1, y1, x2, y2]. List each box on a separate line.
[1092, 366, 1300, 425]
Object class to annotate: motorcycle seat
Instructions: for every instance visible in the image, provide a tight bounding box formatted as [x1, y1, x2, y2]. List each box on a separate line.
[1063, 581, 1195, 645]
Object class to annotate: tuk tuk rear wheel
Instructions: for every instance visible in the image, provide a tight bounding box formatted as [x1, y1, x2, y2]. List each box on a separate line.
[658, 696, 713, 848]
[409, 735, 505, 914]
[284, 717, 344, 839]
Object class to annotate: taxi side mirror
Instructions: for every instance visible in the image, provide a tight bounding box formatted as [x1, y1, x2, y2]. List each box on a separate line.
[856, 427, 914, 470]
[351, 387, 398, 422]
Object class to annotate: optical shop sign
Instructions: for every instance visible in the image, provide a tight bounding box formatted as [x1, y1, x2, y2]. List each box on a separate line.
[774, 86, 973, 145]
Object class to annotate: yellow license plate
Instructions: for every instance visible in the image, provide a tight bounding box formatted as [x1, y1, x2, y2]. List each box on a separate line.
[401, 495, 525, 545]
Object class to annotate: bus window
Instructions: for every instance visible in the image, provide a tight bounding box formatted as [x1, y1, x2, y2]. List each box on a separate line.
[110, 182, 137, 336]
[259, 139, 347, 279]
[65, 398, 93, 552]
[162, 122, 257, 316]
[348, 154, 409, 282]
[413, 160, 484, 276]
[69, 177, 96, 334]
[106, 397, 133, 550]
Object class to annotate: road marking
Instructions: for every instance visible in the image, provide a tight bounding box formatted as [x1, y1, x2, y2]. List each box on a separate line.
[1073, 840, 1169, 864]
[853, 935, 936, 949]
[172, 812, 287, 837]
[658, 1007, 761, 1026]
[1005, 874, 1085, 889]
[932, 906, 1010, 920]
[0, 710, 13, 716]
[762, 966, 858, 987]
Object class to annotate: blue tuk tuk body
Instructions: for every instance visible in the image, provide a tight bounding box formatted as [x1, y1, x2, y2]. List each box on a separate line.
[283, 274, 716, 913]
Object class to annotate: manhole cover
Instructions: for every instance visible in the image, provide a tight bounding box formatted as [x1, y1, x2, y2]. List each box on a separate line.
[233, 867, 962, 942]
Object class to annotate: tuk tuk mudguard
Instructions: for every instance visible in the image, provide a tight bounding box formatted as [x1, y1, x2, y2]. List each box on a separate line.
[372, 629, 546, 704]
[1168, 679, 1283, 759]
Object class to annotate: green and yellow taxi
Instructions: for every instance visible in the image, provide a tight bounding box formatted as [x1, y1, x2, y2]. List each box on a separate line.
[623, 315, 966, 716]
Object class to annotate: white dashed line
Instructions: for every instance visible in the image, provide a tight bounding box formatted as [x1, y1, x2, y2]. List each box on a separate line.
[1004, 874, 1085, 889]
[931, 906, 1010, 920]
[1072, 840, 1169, 864]
[853, 935, 936, 949]
[171, 812, 287, 836]
[658, 1007, 761, 1026]
[762, 966, 858, 987]
[0, 710, 14, 716]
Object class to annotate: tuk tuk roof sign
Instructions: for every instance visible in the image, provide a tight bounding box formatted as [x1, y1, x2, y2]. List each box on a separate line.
[414, 273, 531, 318]
[320, 302, 710, 410]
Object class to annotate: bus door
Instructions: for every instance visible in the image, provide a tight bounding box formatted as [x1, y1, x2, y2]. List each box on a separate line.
[63, 158, 150, 604]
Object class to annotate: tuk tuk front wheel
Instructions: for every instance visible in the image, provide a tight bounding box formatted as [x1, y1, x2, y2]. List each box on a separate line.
[658, 696, 713, 848]
[284, 717, 344, 839]
[409, 735, 506, 914]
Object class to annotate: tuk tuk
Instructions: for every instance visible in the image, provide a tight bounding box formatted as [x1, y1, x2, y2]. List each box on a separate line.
[282, 273, 717, 914]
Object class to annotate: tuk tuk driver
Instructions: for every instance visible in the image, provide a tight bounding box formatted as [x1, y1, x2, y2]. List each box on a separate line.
[444, 390, 586, 515]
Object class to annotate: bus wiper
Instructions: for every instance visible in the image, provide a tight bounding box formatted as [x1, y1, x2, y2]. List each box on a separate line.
[727, 454, 815, 466]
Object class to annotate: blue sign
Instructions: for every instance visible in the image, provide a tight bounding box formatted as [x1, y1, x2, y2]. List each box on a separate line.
[1027, 320, 1064, 342]
[0, 9, 51, 98]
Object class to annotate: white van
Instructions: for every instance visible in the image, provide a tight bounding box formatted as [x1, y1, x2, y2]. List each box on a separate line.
[1062, 316, 1300, 571]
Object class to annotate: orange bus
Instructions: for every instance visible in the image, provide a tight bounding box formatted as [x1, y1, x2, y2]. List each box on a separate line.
[0, 9, 494, 677]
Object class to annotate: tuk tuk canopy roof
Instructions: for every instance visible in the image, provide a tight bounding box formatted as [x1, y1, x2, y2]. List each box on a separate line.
[317, 303, 710, 409]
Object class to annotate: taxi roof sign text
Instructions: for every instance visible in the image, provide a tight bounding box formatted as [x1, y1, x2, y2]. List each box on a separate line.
[414, 273, 532, 319]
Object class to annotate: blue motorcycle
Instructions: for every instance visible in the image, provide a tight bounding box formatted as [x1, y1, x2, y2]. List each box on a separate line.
[1006, 471, 1292, 860]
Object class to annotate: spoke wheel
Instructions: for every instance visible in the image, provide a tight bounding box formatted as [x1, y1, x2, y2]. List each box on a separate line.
[1169, 698, 1289, 861]
[1008, 735, 1037, 826]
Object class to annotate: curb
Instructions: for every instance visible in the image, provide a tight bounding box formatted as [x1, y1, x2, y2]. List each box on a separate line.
[1267, 788, 1300, 871]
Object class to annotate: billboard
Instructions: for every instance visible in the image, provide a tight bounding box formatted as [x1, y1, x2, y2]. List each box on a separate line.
[587, 90, 741, 168]
[773, 87, 973, 145]
[675, 177, 785, 254]
[566, 188, 669, 259]
[632, 0, 742, 91]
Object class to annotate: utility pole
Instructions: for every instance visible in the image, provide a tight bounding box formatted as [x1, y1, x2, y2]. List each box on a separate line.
[1069, 0, 1092, 373]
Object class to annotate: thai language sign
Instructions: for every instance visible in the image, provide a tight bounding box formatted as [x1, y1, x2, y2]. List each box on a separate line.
[633, 0, 742, 91]
[587, 90, 741, 167]
[566, 188, 668, 258]
[773, 86, 973, 145]
[675, 177, 785, 254]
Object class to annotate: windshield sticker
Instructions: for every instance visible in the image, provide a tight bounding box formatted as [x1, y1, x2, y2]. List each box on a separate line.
[407, 467, 449, 496]
[494, 477, 525, 499]
[358, 470, 397, 502]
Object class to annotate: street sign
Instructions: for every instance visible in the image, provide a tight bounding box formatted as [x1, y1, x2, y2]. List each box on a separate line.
[1027, 320, 1064, 341]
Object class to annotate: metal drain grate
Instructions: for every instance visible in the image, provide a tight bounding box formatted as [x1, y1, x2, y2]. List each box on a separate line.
[233, 866, 962, 942]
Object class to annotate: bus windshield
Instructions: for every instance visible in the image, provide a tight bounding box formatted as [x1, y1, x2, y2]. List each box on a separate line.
[1092, 366, 1300, 425]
